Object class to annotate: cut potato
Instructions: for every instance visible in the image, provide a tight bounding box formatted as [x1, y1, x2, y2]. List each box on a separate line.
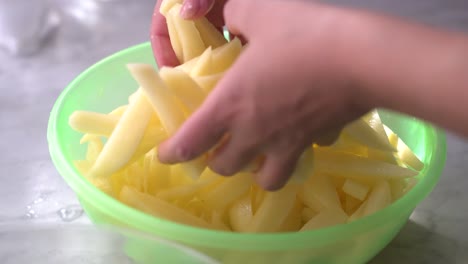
[165, 10, 183, 63]
[85, 135, 104, 163]
[315, 149, 418, 180]
[193, 72, 223, 92]
[383, 125, 424, 171]
[300, 207, 348, 231]
[190, 47, 213, 77]
[289, 148, 314, 184]
[159, 0, 182, 15]
[88, 91, 153, 178]
[108, 105, 128, 117]
[301, 173, 341, 210]
[159, 67, 206, 112]
[362, 180, 392, 217]
[344, 195, 362, 215]
[194, 17, 228, 49]
[342, 179, 370, 201]
[127, 63, 206, 179]
[301, 207, 318, 223]
[69, 111, 118, 137]
[246, 185, 298, 233]
[201, 173, 253, 211]
[168, 4, 206, 62]
[279, 199, 303, 232]
[211, 38, 242, 73]
[229, 195, 253, 232]
[345, 110, 396, 152]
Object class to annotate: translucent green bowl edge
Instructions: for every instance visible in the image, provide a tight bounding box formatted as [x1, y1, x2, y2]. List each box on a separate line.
[47, 41, 447, 251]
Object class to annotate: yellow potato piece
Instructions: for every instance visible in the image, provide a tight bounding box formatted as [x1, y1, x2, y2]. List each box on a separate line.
[279, 199, 303, 232]
[211, 37, 242, 73]
[128, 124, 166, 164]
[69, 111, 118, 136]
[159, 0, 182, 16]
[190, 47, 213, 77]
[201, 172, 253, 211]
[344, 195, 362, 216]
[176, 37, 242, 73]
[300, 207, 348, 231]
[193, 72, 223, 93]
[88, 91, 153, 178]
[194, 17, 227, 49]
[108, 105, 128, 117]
[127, 63, 206, 179]
[366, 147, 400, 165]
[251, 185, 265, 214]
[300, 173, 341, 210]
[127, 64, 183, 134]
[342, 179, 370, 201]
[315, 149, 418, 180]
[344, 110, 396, 152]
[73, 160, 92, 175]
[389, 178, 407, 202]
[159, 67, 206, 113]
[146, 150, 172, 195]
[156, 177, 217, 201]
[165, 10, 184, 63]
[229, 195, 253, 232]
[85, 135, 104, 163]
[245, 184, 297, 233]
[403, 178, 419, 194]
[168, 4, 206, 62]
[362, 180, 392, 217]
[301, 207, 318, 223]
[211, 211, 231, 231]
[289, 148, 314, 184]
[383, 125, 425, 171]
[119, 186, 214, 229]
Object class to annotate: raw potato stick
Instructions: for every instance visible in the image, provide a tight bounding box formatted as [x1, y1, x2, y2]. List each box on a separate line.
[168, 4, 206, 62]
[127, 64, 206, 179]
[69, 111, 118, 136]
[88, 91, 153, 178]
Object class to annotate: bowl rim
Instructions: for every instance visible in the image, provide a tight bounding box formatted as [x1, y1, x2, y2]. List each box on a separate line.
[47, 42, 447, 251]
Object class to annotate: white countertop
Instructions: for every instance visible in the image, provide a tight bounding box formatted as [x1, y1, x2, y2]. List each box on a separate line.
[0, 0, 467, 263]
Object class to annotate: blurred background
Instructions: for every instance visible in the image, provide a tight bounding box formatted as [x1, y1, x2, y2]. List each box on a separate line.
[0, 0, 467, 263]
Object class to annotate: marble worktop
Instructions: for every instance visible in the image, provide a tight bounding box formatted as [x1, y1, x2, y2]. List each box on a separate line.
[0, 0, 467, 263]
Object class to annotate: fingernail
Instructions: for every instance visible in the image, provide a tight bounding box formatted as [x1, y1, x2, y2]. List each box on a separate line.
[180, 2, 197, 19]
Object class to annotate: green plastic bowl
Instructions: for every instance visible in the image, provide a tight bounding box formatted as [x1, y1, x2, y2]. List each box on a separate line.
[48, 42, 446, 264]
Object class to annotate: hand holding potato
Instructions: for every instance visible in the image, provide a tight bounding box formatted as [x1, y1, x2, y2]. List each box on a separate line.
[156, 0, 370, 190]
[151, 0, 226, 67]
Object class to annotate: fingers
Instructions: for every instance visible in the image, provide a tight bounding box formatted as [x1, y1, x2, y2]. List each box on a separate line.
[224, 0, 254, 38]
[158, 45, 255, 165]
[256, 145, 305, 191]
[150, 1, 180, 67]
[157, 101, 229, 164]
[181, 0, 216, 19]
[208, 132, 260, 176]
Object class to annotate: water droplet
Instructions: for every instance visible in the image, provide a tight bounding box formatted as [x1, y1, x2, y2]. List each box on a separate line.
[57, 205, 83, 222]
[33, 197, 44, 204]
[25, 209, 37, 219]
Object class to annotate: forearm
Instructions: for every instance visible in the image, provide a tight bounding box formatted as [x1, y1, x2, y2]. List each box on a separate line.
[350, 12, 468, 136]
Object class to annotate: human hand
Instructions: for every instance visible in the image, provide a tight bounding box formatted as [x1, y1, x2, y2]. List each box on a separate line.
[157, 0, 373, 191]
[151, 0, 226, 67]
